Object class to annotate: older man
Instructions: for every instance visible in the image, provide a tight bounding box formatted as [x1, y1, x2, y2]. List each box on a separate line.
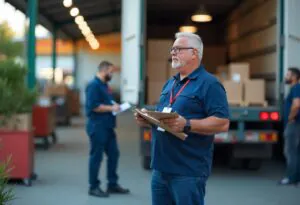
[135, 32, 230, 205]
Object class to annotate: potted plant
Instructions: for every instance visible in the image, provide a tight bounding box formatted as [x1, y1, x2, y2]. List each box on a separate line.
[0, 59, 38, 186]
[0, 22, 38, 186]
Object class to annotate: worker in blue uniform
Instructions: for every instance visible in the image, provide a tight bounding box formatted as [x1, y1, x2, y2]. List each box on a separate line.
[279, 67, 300, 185]
[85, 61, 130, 197]
[135, 32, 230, 205]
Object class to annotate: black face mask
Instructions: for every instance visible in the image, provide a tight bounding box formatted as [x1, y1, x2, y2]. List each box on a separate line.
[285, 78, 292, 84]
[105, 73, 112, 82]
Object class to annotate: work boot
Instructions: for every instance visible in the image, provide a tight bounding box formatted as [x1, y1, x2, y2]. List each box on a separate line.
[277, 177, 298, 186]
[88, 187, 109, 197]
[107, 184, 130, 194]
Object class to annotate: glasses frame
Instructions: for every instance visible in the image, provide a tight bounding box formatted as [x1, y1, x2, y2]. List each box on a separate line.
[170, 47, 195, 54]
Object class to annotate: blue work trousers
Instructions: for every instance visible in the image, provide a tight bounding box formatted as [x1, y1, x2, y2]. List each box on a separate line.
[87, 125, 120, 189]
[283, 122, 300, 182]
[151, 170, 206, 205]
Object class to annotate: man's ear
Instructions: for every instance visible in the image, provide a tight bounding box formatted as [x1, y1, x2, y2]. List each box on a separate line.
[192, 49, 198, 58]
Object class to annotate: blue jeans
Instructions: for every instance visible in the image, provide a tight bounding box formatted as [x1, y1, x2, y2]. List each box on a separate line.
[87, 127, 120, 189]
[151, 170, 206, 205]
[283, 122, 300, 182]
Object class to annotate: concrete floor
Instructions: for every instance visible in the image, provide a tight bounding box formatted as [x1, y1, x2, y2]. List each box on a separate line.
[9, 111, 300, 205]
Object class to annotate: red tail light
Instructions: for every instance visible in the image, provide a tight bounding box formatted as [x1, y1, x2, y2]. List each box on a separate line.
[270, 112, 280, 121]
[259, 112, 269, 120]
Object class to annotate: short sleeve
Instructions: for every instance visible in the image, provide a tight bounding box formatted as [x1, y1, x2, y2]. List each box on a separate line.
[204, 82, 230, 119]
[292, 84, 300, 99]
[86, 83, 105, 110]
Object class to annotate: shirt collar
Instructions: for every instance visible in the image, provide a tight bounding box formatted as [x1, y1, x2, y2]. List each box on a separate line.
[173, 64, 204, 82]
[94, 76, 106, 86]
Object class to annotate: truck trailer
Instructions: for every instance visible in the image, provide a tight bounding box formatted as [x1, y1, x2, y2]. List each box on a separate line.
[120, 0, 300, 170]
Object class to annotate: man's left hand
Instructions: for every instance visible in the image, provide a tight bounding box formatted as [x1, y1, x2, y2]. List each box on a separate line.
[161, 116, 187, 133]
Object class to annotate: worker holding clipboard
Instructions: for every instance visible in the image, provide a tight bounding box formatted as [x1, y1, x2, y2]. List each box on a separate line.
[135, 32, 230, 205]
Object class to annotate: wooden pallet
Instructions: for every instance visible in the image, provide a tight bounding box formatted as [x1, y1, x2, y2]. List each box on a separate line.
[229, 100, 268, 107]
[243, 101, 268, 107]
[228, 100, 244, 107]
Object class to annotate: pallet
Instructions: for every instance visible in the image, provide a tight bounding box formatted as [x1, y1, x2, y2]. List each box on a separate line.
[228, 100, 268, 107]
[243, 101, 268, 107]
[228, 100, 244, 107]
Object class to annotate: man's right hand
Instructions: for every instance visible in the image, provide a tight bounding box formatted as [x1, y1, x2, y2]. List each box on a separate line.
[112, 104, 121, 112]
[134, 108, 150, 127]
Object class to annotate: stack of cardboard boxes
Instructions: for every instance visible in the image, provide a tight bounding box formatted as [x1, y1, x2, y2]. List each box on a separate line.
[216, 62, 267, 107]
[146, 40, 173, 105]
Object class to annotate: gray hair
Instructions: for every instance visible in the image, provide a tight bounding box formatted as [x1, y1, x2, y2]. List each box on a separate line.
[98, 61, 113, 71]
[175, 32, 203, 60]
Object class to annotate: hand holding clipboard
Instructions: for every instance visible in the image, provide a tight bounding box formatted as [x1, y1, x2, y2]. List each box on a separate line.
[134, 108, 187, 141]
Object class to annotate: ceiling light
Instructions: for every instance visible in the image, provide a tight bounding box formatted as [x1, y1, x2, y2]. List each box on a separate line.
[191, 5, 212, 22]
[191, 14, 212, 22]
[179, 26, 197, 33]
[75, 16, 84, 24]
[63, 0, 72, 8]
[70, 7, 79, 17]
[91, 43, 100, 50]
[85, 34, 95, 39]
[82, 29, 91, 36]
[79, 22, 88, 30]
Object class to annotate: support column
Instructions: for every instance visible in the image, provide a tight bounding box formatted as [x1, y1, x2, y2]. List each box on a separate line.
[52, 26, 57, 83]
[73, 40, 78, 88]
[26, 0, 38, 89]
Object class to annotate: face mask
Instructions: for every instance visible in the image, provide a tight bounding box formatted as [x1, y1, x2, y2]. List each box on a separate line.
[285, 79, 292, 84]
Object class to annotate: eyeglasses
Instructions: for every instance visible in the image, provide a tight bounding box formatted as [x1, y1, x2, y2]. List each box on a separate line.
[170, 47, 195, 54]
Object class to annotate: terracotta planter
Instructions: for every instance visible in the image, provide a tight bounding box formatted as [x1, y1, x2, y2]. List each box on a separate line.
[0, 130, 34, 186]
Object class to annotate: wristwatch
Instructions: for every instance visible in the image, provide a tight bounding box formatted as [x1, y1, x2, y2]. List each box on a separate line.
[183, 119, 191, 133]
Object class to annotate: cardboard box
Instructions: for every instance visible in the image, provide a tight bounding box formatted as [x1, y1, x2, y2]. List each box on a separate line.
[222, 81, 243, 105]
[147, 81, 165, 105]
[148, 39, 173, 61]
[216, 63, 250, 83]
[228, 62, 250, 82]
[44, 84, 69, 96]
[244, 79, 266, 105]
[147, 60, 168, 82]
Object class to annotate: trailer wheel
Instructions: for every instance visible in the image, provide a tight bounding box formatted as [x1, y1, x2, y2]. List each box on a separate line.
[142, 156, 151, 170]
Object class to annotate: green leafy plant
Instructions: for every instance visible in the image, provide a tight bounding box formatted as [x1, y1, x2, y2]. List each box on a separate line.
[0, 60, 38, 125]
[0, 21, 23, 59]
[0, 21, 38, 126]
[0, 156, 15, 205]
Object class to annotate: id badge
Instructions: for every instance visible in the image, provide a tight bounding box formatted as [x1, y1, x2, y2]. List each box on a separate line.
[157, 107, 172, 132]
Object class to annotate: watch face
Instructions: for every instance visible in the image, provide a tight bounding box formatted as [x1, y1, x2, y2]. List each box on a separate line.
[184, 125, 191, 133]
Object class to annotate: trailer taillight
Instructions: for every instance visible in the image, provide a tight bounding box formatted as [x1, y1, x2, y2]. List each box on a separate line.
[270, 112, 280, 121]
[259, 112, 269, 120]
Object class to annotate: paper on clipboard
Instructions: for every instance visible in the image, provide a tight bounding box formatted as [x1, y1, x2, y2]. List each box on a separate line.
[135, 108, 187, 141]
[113, 102, 131, 115]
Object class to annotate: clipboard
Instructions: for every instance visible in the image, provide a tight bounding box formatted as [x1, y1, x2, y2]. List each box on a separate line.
[144, 111, 179, 120]
[135, 108, 187, 141]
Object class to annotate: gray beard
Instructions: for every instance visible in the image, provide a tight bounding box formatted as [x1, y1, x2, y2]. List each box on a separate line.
[172, 60, 186, 69]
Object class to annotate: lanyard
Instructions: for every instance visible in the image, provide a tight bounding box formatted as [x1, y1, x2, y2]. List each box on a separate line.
[169, 79, 190, 106]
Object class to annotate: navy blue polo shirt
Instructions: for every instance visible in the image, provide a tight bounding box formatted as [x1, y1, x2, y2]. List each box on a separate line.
[284, 83, 300, 125]
[151, 65, 229, 178]
[85, 76, 116, 129]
